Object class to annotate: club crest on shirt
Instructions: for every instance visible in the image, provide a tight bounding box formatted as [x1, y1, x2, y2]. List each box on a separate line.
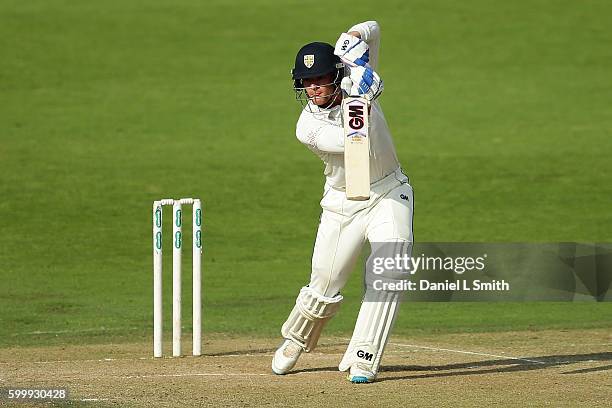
[304, 54, 315, 68]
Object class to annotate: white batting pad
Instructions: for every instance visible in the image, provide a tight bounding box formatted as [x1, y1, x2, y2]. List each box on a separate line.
[338, 290, 401, 374]
[281, 286, 343, 352]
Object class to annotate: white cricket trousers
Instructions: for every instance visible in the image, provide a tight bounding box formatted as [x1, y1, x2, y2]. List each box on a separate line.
[309, 167, 414, 297]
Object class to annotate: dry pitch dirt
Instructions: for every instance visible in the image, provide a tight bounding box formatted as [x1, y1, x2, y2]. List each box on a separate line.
[0, 329, 610, 407]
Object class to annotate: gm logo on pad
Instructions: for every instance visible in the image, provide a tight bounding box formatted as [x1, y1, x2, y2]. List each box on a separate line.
[357, 349, 373, 361]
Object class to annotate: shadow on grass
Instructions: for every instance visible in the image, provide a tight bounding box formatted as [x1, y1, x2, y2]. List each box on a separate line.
[289, 352, 612, 380]
[377, 352, 612, 382]
[203, 342, 347, 357]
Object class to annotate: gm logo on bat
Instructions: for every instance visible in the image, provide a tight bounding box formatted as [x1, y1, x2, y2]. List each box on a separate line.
[348, 104, 365, 130]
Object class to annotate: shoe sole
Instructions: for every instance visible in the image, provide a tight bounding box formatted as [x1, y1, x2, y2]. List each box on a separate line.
[348, 375, 372, 383]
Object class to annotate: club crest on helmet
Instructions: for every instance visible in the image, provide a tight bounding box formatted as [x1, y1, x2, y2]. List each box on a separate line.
[304, 54, 315, 68]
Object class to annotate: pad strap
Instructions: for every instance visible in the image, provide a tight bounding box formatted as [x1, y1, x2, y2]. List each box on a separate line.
[281, 286, 343, 352]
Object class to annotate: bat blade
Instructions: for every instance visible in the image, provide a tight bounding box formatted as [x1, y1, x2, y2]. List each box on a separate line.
[343, 96, 370, 201]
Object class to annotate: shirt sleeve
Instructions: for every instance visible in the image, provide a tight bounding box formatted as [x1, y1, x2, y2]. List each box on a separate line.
[296, 116, 344, 153]
[347, 21, 381, 70]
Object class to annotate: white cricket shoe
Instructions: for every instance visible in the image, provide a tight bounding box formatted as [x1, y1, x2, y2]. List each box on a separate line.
[272, 339, 303, 375]
[347, 363, 376, 383]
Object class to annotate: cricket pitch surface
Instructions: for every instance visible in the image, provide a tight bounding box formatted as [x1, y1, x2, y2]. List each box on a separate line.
[1, 329, 610, 407]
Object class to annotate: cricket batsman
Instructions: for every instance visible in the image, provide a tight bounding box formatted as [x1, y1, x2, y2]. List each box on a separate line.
[272, 21, 414, 383]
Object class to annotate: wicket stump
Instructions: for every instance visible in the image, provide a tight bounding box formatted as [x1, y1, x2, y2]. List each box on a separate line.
[153, 198, 202, 357]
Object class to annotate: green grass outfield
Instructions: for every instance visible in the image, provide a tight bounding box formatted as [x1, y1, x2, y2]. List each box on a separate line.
[1, 0, 611, 348]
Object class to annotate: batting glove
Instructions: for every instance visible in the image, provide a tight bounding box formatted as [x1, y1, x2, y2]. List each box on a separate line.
[334, 33, 370, 67]
[344, 65, 384, 101]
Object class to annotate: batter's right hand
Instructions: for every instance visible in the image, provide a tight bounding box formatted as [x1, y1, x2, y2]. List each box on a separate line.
[334, 33, 370, 67]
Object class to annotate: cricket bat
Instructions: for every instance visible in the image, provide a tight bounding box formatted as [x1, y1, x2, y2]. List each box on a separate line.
[343, 95, 370, 201]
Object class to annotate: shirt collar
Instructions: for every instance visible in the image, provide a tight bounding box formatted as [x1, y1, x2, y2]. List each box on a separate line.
[309, 102, 342, 121]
